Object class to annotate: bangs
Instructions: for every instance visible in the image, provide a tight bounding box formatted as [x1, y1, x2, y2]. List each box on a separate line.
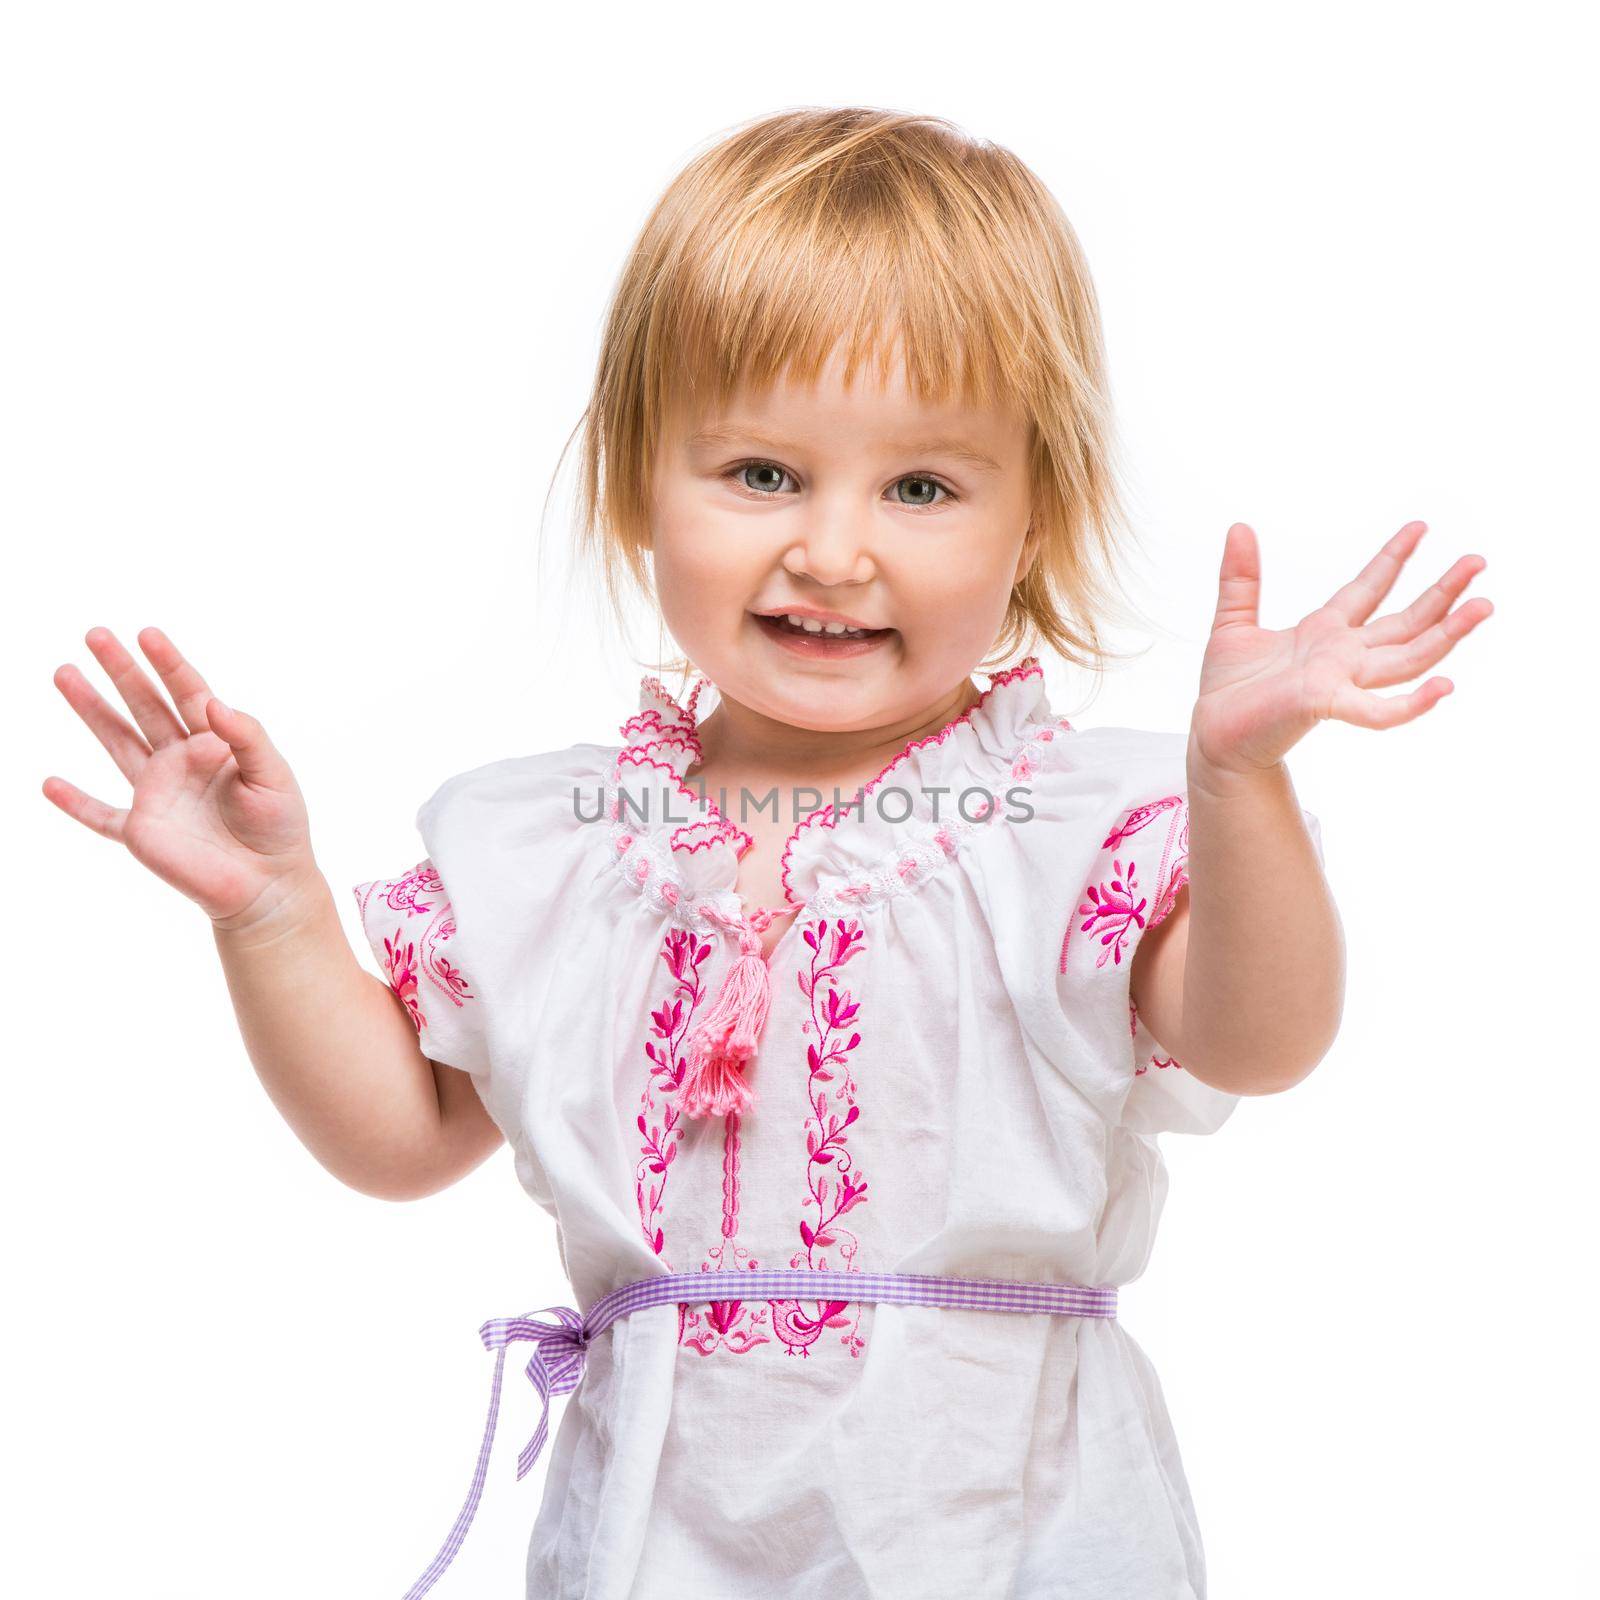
[638, 126, 1049, 433]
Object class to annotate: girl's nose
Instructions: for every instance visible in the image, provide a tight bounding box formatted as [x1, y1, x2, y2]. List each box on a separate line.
[782, 516, 876, 587]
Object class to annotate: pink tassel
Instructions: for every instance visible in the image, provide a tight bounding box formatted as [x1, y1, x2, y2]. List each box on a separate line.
[681, 911, 777, 1119]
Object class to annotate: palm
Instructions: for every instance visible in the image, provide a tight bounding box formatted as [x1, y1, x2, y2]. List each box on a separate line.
[1190, 521, 1493, 776]
[44, 626, 315, 926]
[124, 721, 309, 913]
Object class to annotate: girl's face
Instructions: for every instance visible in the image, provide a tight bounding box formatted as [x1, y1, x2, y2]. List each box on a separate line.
[649, 343, 1037, 736]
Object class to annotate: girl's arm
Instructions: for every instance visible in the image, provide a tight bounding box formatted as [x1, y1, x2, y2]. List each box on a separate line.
[44, 625, 499, 1202]
[1128, 519, 1490, 1097]
[212, 868, 503, 1200]
[1130, 756, 1343, 1095]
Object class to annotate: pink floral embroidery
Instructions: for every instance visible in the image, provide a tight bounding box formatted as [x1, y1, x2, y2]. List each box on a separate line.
[1060, 794, 1190, 975]
[678, 919, 800, 1358]
[1077, 857, 1149, 968]
[352, 861, 476, 1041]
[375, 928, 427, 1030]
[677, 1111, 777, 1358]
[638, 927, 712, 1259]
[772, 917, 869, 1359]
[1060, 795, 1196, 1082]
[1102, 794, 1185, 850]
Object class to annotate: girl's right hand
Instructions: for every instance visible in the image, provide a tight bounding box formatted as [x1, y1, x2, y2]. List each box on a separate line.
[44, 626, 321, 933]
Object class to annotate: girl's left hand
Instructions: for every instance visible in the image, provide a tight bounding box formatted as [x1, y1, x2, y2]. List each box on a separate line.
[1189, 520, 1492, 780]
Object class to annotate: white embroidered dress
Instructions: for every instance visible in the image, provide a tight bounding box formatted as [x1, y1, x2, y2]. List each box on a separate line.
[351, 656, 1323, 1600]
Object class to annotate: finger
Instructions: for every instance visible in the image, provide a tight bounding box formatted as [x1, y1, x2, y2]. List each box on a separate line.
[1330, 676, 1453, 730]
[1358, 596, 1493, 689]
[1361, 555, 1487, 647]
[39, 773, 129, 844]
[1209, 523, 1262, 633]
[52, 660, 154, 785]
[207, 699, 295, 791]
[135, 626, 220, 737]
[1323, 521, 1428, 626]
[84, 626, 190, 750]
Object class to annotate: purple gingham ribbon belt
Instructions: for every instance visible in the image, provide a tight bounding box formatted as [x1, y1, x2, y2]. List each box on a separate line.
[400, 1266, 1119, 1597]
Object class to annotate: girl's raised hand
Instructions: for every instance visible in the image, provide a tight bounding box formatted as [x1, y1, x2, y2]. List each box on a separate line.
[43, 627, 319, 931]
[1189, 520, 1492, 780]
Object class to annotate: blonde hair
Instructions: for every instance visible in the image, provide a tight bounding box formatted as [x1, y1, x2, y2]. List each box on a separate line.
[563, 105, 1157, 693]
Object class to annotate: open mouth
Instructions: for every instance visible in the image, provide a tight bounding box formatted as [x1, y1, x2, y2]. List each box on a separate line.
[751, 612, 896, 655]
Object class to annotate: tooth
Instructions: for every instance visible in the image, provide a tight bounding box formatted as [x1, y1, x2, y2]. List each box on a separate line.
[801, 619, 824, 632]
[823, 622, 847, 634]
[786, 614, 806, 626]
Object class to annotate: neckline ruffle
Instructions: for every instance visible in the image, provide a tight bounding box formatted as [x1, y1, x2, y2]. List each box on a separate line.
[610, 655, 1069, 916]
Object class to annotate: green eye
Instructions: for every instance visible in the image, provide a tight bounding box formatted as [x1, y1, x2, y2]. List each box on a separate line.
[736, 462, 790, 495]
[725, 461, 960, 507]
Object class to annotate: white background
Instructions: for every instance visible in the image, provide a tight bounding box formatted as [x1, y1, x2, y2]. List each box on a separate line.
[6, 3, 1594, 1595]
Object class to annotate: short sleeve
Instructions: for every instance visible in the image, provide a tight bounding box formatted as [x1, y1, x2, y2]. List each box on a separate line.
[350, 856, 489, 1083]
[1058, 728, 1326, 1138]
[1124, 801, 1326, 1137]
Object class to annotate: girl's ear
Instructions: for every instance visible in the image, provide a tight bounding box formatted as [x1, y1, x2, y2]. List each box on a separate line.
[1013, 519, 1040, 587]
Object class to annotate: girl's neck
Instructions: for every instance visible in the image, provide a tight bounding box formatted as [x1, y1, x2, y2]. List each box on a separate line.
[690, 674, 986, 783]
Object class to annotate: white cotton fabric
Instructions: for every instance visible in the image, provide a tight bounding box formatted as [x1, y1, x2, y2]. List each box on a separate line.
[352, 658, 1324, 1600]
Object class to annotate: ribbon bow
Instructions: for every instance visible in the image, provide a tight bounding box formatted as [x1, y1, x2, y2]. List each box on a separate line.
[402, 1304, 588, 1599]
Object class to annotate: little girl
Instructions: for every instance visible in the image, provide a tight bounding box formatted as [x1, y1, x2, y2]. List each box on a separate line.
[46, 108, 1490, 1598]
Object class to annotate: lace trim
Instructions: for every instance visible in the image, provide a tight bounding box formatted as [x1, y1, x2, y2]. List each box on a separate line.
[776, 657, 1048, 905]
[621, 709, 701, 751]
[606, 654, 1070, 923]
